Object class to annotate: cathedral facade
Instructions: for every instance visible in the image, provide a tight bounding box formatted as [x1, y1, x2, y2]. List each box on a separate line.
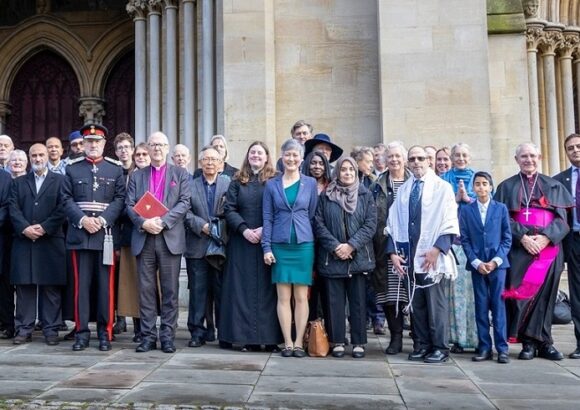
[0, 1, 576, 179]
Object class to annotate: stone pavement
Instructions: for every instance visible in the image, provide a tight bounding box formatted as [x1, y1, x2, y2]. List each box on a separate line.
[0, 314, 579, 410]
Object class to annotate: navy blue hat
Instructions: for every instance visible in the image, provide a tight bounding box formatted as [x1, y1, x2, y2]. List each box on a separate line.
[68, 130, 82, 142]
[80, 124, 108, 140]
[304, 133, 343, 162]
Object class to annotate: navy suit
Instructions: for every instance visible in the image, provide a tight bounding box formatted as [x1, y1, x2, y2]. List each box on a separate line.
[460, 199, 512, 354]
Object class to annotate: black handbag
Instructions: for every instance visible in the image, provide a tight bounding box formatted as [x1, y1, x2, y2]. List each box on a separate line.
[552, 290, 572, 325]
[205, 217, 226, 270]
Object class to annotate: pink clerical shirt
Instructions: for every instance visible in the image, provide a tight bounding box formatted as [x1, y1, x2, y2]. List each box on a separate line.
[149, 164, 167, 202]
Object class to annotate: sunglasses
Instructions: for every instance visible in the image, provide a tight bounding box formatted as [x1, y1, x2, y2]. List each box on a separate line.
[408, 156, 426, 162]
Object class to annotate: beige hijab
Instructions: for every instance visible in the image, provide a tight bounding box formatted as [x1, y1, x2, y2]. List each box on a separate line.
[325, 157, 360, 214]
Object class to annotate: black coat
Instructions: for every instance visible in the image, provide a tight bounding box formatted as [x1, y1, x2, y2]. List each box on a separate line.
[218, 176, 282, 344]
[0, 171, 11, 272]
[9, 171, 66, 285]
[314, 184, 377, 277]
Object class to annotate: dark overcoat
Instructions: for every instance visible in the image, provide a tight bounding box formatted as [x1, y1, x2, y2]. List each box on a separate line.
[9, 171, 66, 285]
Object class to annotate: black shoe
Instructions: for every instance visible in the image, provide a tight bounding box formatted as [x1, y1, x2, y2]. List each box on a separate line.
[72, 340, 88, 351]
[518, 343, 536, 360]
[385, 334, 403, 355]
[472, 350, 493, 362]
[569, 348, 580, 359]
[538, 344, 563, 361]
[13, 334, 32, 345]
[281, 346, 293, 357]
[450, 344, 464, 354]
[219, 340, 232, 349]
[292, 346, 306, 358]
[113, 318, 127, 335]
[497, 352, 510, 364]
[188, 337, 205, 348]
[424, 349, 449, 363]
[132, 333, 143, 343]
[265, 344, 281, 353]
[161, 341, 176, 353]
[45, 335, 59, 346]
[136, 341, 157, 353]
[58, 323, 69, 332]
[34, 322, 43, 331]
[408, 348, 429, 361]
[205, 328, 216, 342]
[0, 328, 14, 339]
[63, 329, 76, 341]
[332, 345, 346, 358]
[352, 345, 365, 359]
[99, 340, 112, 351]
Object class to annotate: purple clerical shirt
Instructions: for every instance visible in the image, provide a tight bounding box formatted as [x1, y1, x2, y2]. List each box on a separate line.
[149, 164, 166, 202]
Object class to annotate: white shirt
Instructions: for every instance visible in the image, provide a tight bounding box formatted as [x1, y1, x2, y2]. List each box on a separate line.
[34, 168, 48, 193]
[471, 198, 503, 271]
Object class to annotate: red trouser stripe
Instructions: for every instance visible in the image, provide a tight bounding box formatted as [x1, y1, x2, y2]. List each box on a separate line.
[107, 258, 116, 341]
[71, 250, 80, 332]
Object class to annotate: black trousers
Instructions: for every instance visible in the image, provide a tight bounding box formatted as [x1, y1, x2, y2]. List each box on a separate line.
[15, 285, 61, 337]
[0, 269, 14, 332]
[137, 234, 181, 344]
[72, 250, 115, 342]
[567, 233, 580, 347]
[186, 257, 222, 340]
[410, 274, 449, 352]
[323, 274, 367, 346]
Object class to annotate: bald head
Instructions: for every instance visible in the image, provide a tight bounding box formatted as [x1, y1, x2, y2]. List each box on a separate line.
[0, 134, 14, 165]
[29, 143, 48, 175]
[147, 131, 170, 167]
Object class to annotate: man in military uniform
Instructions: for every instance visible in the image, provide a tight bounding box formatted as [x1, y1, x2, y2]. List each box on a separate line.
[61, 124, 125, 351]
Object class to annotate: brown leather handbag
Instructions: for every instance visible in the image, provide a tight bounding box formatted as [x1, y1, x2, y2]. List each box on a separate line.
[304, 319, 330, 357]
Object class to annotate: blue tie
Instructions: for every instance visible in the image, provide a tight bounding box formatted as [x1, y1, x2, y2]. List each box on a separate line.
[409, 179, 422, 221]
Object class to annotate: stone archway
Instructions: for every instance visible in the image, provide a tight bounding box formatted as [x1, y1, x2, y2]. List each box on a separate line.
[5, 49, 81, 151]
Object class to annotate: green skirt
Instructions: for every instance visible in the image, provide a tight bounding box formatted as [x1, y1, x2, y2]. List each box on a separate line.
[271, 242, 314, 286]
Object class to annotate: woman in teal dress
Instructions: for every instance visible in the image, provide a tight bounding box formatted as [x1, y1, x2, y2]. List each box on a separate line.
[441, 142, 479, 352]
[262, 139, 318, 358]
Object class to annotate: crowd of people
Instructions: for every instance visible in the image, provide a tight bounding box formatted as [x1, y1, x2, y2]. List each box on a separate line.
[0, 120, 580, 365]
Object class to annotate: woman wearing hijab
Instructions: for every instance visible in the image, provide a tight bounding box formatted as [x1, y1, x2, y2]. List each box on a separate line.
[315, 157, 377, 358]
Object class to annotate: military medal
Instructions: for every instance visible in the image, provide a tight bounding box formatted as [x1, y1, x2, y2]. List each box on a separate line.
[92, 163, 100, 191]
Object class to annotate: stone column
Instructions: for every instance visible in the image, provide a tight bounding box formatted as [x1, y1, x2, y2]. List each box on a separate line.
[182, 0, 196, 151]
[560, 30, 580, 139]
[164, 0, 178, 147]
[148, 0, 163, 134]
[0, 101, 11, 134]
[525, 23, 545, 153]
[127, 0, 148, 143]
[539, 25, 564, 174]
[78, 97, 106, 125]
[200, 0, 214, 147]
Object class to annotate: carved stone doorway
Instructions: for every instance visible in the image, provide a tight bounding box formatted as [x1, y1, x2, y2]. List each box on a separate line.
[103, 50, 135, 157]
[6, 50, 81, 152]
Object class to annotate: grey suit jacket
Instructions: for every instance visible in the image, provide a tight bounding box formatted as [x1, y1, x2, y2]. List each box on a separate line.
[184, 174, 230, 259]
[126, 163, 191, 256]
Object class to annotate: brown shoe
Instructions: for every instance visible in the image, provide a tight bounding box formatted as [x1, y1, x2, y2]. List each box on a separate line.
[13, 334, 32, 345]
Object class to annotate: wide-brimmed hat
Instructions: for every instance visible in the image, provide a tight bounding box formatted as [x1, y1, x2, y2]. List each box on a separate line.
[304, 133, 343, 162]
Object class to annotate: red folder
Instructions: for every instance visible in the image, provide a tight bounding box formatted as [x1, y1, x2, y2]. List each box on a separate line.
[133, 191, 169, 219]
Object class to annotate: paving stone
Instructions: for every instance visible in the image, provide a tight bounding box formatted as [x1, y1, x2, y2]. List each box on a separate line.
[0, 381, 54, 399]
[0, 365, 82, 382]
[0, 353, 101, 368]
[396, 376, 481, 395]
[391, 363, 467, 379]
[253, 375, 397, 395]
[263, 357, 391, 377]
[164, 353, 269, 371]
[57, 367, 152, 389]
[401, 391, 495, 409]
[103, 349, 173, 363]
[36, 388, 129, 403]
[118, 382, 252, 405]
[492, 399, 580, 410]
[477, 382, 580, 400]
[145, 368, 261, 385]
[247, 392, 405, 410]
[91, 361, 161, 372]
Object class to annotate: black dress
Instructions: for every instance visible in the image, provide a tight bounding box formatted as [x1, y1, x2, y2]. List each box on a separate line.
[218, 176, 283, 345]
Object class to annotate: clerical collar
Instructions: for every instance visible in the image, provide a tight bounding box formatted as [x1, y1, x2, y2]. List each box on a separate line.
[151, 163, 166, 171]
[85, 156, 103, 164]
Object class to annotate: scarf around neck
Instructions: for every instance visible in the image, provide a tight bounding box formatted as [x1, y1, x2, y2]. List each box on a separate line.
[325, 157, 359, 214]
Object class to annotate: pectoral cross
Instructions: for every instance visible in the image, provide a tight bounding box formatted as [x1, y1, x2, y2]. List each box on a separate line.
[523, 208, 532, 222]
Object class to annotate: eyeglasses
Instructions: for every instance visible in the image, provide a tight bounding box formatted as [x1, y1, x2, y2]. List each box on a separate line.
[201, 157, 222, 163]
[135, 152, 148, 157]
[408, 156, 426, 162]
[148, 143, 168, 149]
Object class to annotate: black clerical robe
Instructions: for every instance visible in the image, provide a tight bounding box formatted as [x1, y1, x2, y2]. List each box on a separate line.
[494, 173, 573, 344]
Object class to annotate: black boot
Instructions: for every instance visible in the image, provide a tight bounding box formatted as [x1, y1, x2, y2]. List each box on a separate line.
[132, 318, 142, 343]
[385, 304, 403, 355]
[113, 316, 127, 335]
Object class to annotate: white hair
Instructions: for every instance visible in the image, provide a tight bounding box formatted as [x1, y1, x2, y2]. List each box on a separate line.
[386, 140, 407, 161]
[515, 142, 540, 156]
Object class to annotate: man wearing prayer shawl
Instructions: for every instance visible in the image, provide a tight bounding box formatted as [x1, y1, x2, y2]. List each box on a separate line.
[386, 145, 459, 363]
[494, 142, 573, 361]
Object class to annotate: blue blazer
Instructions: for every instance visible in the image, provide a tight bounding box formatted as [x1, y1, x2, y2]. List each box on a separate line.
[262, 174, 318, 254]
[459, 199, 512, 272]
